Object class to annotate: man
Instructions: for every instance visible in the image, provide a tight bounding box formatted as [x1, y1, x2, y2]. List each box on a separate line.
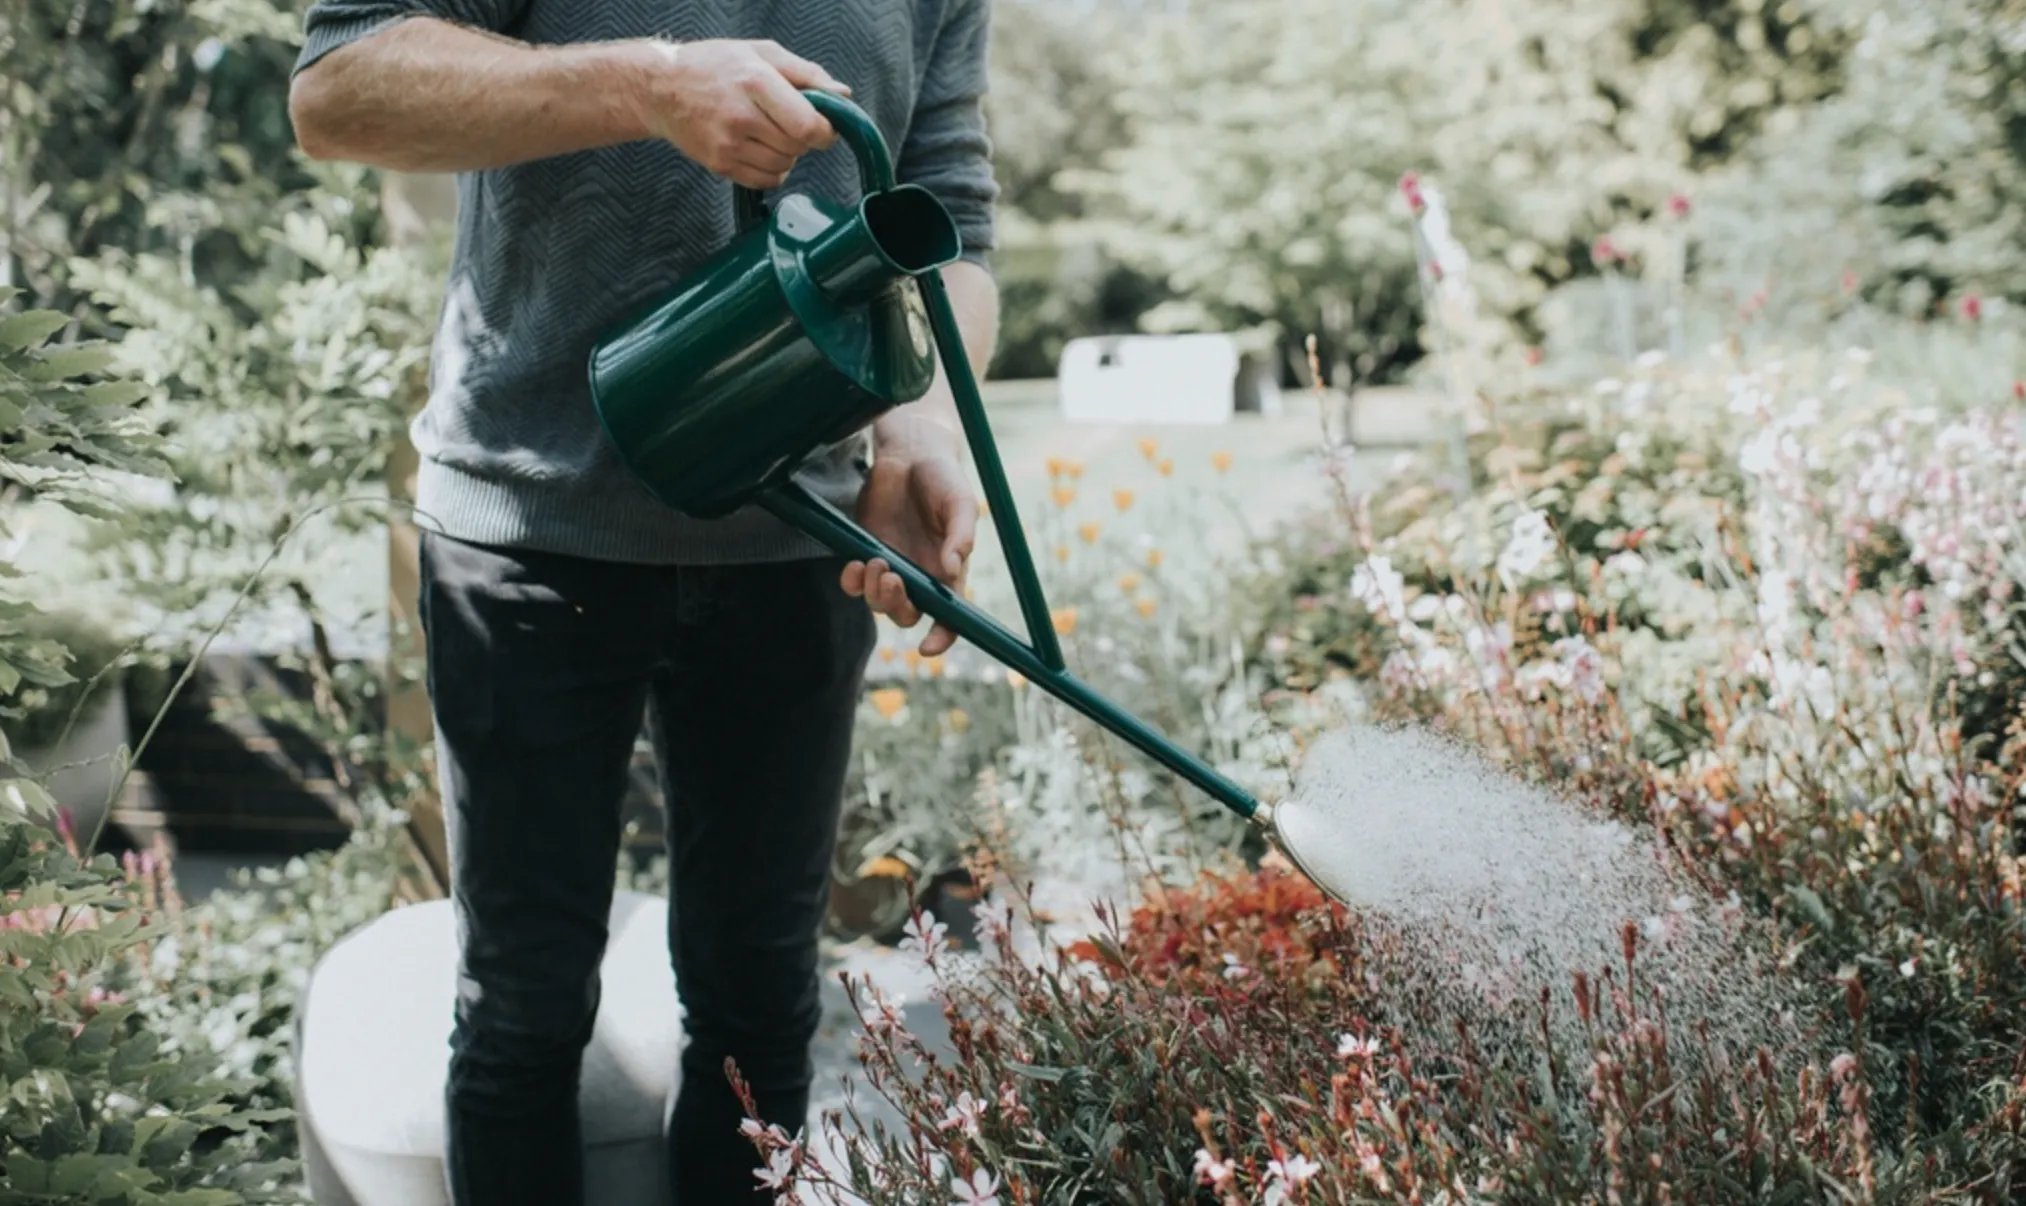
[286, 3, 997, 1202]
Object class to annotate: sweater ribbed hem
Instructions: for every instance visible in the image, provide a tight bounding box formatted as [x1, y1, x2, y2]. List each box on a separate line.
[412, 458, 847, 566]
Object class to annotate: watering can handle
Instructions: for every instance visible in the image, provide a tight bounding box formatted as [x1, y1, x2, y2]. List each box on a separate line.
[734, 89, 898, 233]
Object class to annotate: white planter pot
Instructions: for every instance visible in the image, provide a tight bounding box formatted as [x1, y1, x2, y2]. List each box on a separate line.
[295, 891, 683, 1206]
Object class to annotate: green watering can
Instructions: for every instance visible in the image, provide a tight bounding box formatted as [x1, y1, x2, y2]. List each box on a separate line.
[590, 92, 1345, 898]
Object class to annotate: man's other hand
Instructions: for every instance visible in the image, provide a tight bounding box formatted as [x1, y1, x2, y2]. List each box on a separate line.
[843, 448, 976, 658]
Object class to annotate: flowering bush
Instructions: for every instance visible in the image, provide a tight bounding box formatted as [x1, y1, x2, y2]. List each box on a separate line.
[737, 867, 1958, 1204]
[731, 340, 2026, 1203]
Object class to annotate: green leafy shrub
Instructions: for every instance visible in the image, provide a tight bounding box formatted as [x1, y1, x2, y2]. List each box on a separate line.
[0, 296, 300, 1201]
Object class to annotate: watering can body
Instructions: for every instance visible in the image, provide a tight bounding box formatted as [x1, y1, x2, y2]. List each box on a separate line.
[587, 90, 1276, 850]
[589, 114, 956, 519]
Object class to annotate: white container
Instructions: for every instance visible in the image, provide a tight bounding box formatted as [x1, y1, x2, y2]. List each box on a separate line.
[296, 891, 682, 1205]
[1058, 333, 1278, 425]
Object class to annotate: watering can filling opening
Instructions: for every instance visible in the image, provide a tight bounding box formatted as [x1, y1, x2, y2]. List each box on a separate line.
[858, 186, 962, 277]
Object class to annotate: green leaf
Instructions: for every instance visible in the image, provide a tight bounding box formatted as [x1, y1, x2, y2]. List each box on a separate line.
[1787, 885, 1835, 935]
[78, 380, 152, 408]
[156, 1191, 244, 1206]
[22, 344, 117, 381]
[1, 778, 59, 818]
[0, 656, 23, 695]
[0, 310, 70, 353]
[50, 1152, 113, 1195]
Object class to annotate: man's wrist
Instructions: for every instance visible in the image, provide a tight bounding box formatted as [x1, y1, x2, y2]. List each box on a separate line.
[874, 411, 964, 463]
[607, 36, 683, 143]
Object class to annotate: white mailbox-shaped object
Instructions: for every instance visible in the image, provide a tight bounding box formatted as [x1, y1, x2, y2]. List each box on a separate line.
[1058, 334, 1278, 425]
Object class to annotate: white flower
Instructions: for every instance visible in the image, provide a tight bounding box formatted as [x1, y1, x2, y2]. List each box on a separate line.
[1351, 556, 1407, 621]
[939, 1091, 986, 1138]
[1336, 1032, 1380, 1059]
[1900, 958, 1917, 978]
[1756, 569, 1795, 636]
[754, 1148, 797, 1191]
[975, 897, 1015, 945]
[951, 1169, 1000, 1206]
[1497, 510, 1556, 587]
[1555, 636, 1606, 703]
[901, 912, 949, 962]
[192, 37, 226, 72]
[1604, 551, 1646, 577]
[862, 983, 909, 1035]
[1193, 1148, 1237, 1187]
[1220, 952, 1249, 980]
[1263, 1153, 1321, 1205]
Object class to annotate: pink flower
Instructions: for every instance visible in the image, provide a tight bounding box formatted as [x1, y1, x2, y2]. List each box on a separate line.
[1593, 236, 1621, 266]
[1666, 193, 1692, 218]
[739, 1118, 792, 1147]
[1962, 293, 1984, 322]
[1830, 1052, 1859, 1081]
[1398, 172, 1426, 214]
[951, 1169, 1000, 1206]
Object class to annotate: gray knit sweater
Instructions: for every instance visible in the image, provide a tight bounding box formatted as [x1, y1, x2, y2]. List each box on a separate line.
[295, 0, 997, 564]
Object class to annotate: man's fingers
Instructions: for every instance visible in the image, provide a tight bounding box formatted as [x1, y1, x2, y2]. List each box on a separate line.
[740, 126, 803, 161]
[938, 494, 979, 580]
[855, 559, 921, 628]
[878, 568, 919, 626]
[727, 165, 787, 191]
[755, 42, 851, 97]
[840, 560, 867, 598]
[920, 622, 958, 658]
[750, 69, 836, 151]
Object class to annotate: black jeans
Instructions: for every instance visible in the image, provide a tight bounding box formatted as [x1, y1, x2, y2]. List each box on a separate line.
[419, 532, 875, 1205]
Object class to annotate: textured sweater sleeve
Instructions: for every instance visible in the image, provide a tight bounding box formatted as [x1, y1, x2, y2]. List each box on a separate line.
[899, 0, 999, 267]
[295, 0, 530, 75]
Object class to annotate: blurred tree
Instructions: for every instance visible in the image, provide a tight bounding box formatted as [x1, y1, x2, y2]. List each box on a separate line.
[1693, 0, 2026, 325]
[1, 1, 319, 319]
[1069, 0, 1839, 384]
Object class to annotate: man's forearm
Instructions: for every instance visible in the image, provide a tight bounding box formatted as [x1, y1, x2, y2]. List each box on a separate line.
[875, 261, 999, 462]
[290, 18, 657, 173]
